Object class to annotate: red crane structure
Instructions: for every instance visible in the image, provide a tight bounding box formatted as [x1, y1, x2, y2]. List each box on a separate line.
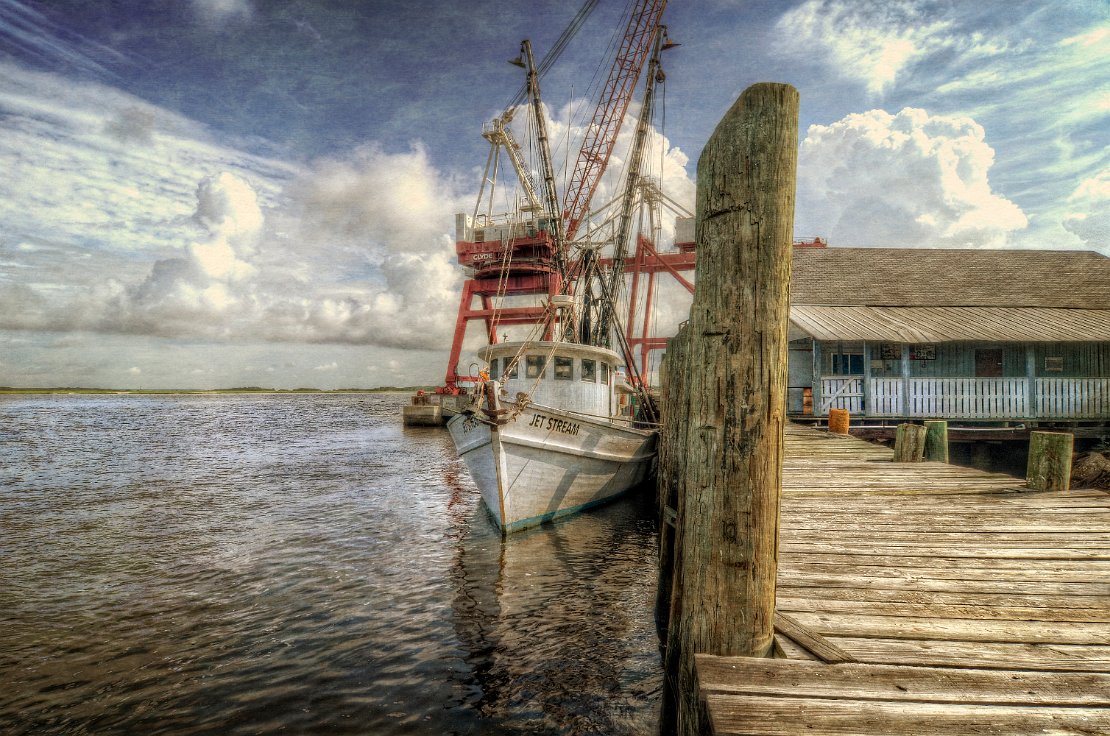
[562, 0, 666, 243]
[439, 0, 682, 395]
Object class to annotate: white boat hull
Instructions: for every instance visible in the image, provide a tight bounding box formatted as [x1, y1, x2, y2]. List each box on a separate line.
[448, 404, 657, 533]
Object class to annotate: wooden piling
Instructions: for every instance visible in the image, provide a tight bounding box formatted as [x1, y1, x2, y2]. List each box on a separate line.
[892, 423, 927, 462]
[1026, 431, 1074, 491]
[923, 420, 949, 463]
[655, 324, 690, 642]
[657, 82, 798, 736]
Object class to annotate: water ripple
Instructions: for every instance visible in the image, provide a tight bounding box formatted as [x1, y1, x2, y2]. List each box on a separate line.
[0, 394, 661, 734]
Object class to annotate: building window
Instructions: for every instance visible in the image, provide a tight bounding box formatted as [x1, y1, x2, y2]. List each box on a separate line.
[488, 359, 499, 380]
[829, 353, 864, 375]
[581, 358, 596, 382]
[525, 355, 546, 379]
[600, 362, 610, 384]
[503, 358, 518, 378]
[554, 356, 573, 380]
[1045, 356, 1064, 372]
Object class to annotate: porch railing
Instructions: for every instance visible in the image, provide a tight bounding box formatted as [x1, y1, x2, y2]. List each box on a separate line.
[846, 377, 1110, 419]
[819, 377, 863, 413]
[908, 378, 1028, 418]
[1037, 378, 1110, 418]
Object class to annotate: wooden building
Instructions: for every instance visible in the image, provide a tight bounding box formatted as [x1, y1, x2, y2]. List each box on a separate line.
[786, 247, 1110, 423]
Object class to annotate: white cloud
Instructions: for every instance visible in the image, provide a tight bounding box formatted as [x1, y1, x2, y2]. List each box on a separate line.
[1060, 26, 1108, 50]
[1063, 170, 1110, 255]
[796, 107, 1027, 248]
[104, 106, 157, 144]
[96, 160, 468, 349]
[0, 56, 700, 376]
[127, 366, 141, 375]
[0, 60, 476, 352]
[775, 0, 959, 96]
[313, 361, 338, 371]
[0, 61, 295, 266]
[191, 0, 253, 25]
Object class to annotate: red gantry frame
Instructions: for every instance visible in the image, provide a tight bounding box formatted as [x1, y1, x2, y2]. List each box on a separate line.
[442, 226, 827, 393]
[442, 225, 561, 392]
[441, 222, 697, 393]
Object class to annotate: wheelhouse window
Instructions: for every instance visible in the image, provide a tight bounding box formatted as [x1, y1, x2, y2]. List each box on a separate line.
[581, 358, 596, 382]
[487, 359, 499, 380]
[599, 362, 610, 384]
[502, 357, 518, 378]
[525, 355, 546, 379]
[554, 356, 573, 380]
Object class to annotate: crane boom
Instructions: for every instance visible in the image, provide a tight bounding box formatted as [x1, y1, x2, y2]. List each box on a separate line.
[593, 26, 669, 344]
[562, 0, 666, 243]
[481, 111, 540, 210]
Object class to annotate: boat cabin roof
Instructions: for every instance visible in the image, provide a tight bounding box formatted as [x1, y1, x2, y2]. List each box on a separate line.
[479, 341, 623, 366]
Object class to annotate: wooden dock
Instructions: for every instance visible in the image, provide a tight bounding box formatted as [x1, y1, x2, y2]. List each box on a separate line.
[697, 423, 1110, 735]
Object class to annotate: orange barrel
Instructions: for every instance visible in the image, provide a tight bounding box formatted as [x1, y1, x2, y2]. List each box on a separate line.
[828, 408, 850, 435]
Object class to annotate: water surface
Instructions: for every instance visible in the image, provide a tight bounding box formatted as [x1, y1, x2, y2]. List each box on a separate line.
[0, 393, 661, 734]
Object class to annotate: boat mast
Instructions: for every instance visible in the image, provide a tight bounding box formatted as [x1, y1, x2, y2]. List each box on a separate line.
[432, 1, 670, 392]
[521, 39, 568, 290]
[593, 24, 672, 348]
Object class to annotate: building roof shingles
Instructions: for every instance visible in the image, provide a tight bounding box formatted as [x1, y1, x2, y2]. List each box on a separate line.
[788, 248, 1110, 342]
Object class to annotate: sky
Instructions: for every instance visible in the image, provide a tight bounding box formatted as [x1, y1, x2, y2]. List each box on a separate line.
[0, 0, 1106, 390]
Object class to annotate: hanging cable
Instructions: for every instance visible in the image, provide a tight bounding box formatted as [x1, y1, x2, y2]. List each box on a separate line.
[504, 0, 600, 112]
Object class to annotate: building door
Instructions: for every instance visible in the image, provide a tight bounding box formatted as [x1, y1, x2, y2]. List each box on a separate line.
[975, 348, 1003, 377]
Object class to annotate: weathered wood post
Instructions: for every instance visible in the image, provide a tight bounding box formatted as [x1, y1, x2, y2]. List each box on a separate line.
[655, 324, 690, 641]
[893, 422, 927, 462]
[658, 83, 798, 736]
[1026, 431, 1073, 491]
[923, 420, 949, 463]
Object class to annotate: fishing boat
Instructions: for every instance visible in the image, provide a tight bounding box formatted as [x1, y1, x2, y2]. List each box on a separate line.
[442, 5, 689, 532]
[401, 391, 477, 426]
[447, 339, 656, 533]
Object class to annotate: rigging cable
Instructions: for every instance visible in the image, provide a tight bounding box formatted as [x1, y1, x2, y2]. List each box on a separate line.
[504, 0, 600, 112]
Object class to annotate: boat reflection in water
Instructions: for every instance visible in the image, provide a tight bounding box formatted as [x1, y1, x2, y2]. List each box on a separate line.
[445, 488, 661, 735]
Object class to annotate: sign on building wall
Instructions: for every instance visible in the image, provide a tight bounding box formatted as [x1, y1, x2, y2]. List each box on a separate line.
[910, 344, 936, 360]
[879, 343, 901, 360]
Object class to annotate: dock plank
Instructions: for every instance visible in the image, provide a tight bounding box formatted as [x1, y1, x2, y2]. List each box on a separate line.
[786, 611, 1110, 645]
[698, 423, 1110, 734]
[704, 693, 1109, 736]
[697, 656, 1110, 706]
[820, 637, 1110, 672]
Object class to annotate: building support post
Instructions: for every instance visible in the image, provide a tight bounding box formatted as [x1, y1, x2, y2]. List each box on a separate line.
[862, 340, 872, 417]
[901, 343, 912, 418]
[812, 340, 823, 415]
[1027, 431, 1073, 491]
[924, 420, 949, 463]
[1025, 344, 1038, 419]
